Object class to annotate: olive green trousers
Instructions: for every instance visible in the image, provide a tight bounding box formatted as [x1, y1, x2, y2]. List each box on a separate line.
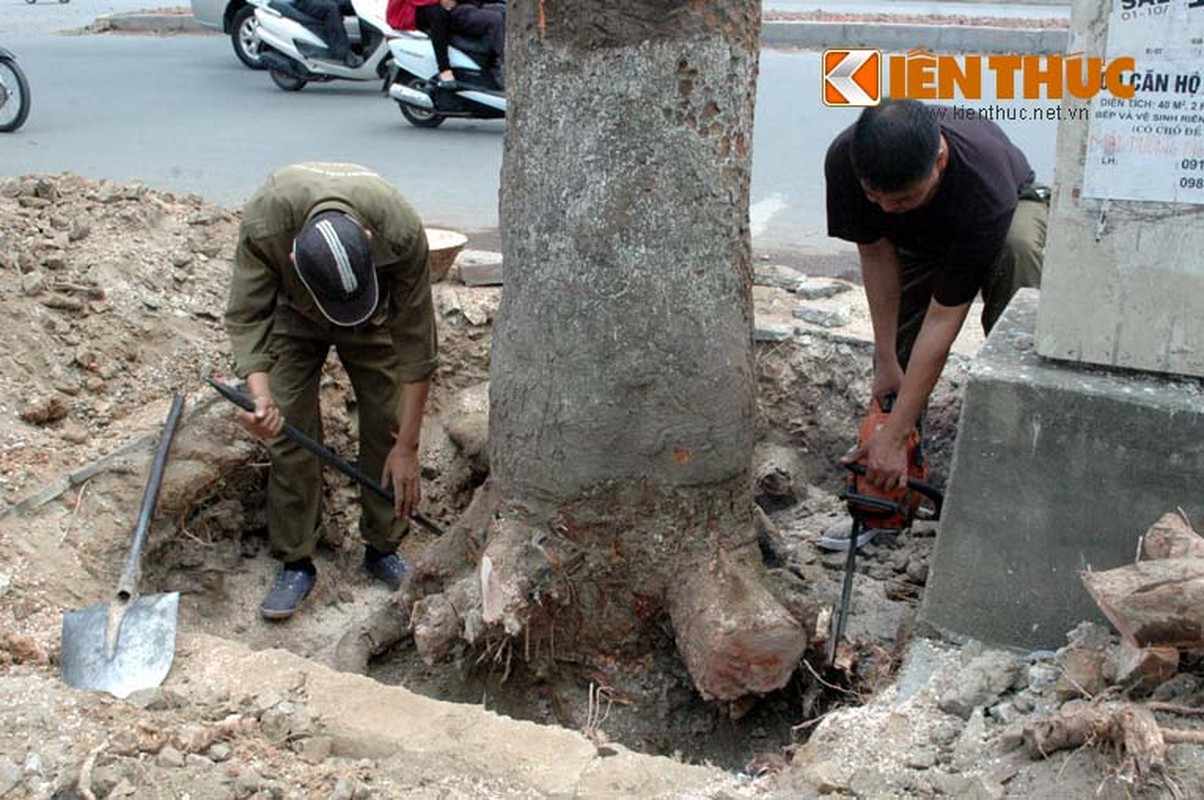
[264, 325, 407, 563]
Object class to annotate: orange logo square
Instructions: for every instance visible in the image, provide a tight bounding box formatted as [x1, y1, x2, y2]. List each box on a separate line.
[822, 49, 882, 107]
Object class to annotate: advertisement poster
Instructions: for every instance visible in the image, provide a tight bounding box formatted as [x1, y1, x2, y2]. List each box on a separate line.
[1083, 0, 1204, 203]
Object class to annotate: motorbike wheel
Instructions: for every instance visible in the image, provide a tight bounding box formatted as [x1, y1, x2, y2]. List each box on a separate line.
[231, 6, 266, 70]
[0, 58, 31, 133]
[397, 79, 445, 129]
[270, 68, 307, 92]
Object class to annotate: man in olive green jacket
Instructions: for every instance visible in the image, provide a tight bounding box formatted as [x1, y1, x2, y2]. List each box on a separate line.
[224, 162, 437, 620]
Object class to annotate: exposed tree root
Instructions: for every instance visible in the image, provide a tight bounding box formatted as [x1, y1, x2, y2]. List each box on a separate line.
[333, 597, 412, 675]
[1024, 700, 1204, 788]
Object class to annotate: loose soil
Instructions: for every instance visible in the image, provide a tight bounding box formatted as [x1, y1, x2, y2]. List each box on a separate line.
[0, 172, 1199, 799]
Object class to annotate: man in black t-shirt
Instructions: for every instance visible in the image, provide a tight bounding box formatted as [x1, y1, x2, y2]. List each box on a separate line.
[824, 98, 1047, 500]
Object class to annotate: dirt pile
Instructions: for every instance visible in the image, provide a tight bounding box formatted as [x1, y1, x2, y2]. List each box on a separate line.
[0, 173, 237, 510]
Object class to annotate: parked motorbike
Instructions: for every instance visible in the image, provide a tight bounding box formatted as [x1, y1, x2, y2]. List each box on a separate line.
[251, 0, 393, 91]
[384, 26, 505, 129]
[0, 47, 31, 133]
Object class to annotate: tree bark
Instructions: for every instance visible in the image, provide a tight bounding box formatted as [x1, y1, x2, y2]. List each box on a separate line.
[409, 0, 806, 701]
[1082, 558, 1204, 648]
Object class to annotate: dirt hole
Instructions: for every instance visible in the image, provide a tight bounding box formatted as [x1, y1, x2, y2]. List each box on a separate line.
[139, 333, 966, 773]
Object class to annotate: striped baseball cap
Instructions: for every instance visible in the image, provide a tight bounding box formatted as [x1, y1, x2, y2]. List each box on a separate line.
[292, 209, 378, 326]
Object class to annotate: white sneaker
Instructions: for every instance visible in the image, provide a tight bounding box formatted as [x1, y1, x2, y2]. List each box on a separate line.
[817, 519, 893, 552]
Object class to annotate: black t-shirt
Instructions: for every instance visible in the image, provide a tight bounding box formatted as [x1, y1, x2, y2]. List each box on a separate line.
[825, 112, 1034, 307]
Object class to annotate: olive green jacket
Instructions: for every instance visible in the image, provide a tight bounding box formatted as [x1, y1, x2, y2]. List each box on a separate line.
[224, 163, 437, 382]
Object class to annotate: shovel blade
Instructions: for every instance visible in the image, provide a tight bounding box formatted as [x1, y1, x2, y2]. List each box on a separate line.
[60, 592, 179, 699]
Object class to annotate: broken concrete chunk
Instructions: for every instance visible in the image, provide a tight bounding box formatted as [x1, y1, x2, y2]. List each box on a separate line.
[297, 735, 334, 765]
[794, 277, 854, 300]
[456, 249, 504, 286]
[1053, 646, 1113, 701]
[937, 650, 1025, 720]
[207, 743, 232, 763]
[156, 746, 186, 768]
[754, 322, 794, 342]
[1152, 672, 1200, 701]
[20, 272, 45, 295]
[849, 767, 892, 797]
[929, 772, 1005, 800]
[799, 759, 852, 794]
[753, 264, 804, 290]
[794, 303, 851, 329]
[0, 757, 18, 796]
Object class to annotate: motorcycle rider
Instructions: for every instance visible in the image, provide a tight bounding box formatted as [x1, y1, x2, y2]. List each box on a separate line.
[294, 0, 364, 68]
[387, 0, 505, 88]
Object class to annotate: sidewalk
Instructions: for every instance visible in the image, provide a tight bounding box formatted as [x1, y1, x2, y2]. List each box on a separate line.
[96, 3, 1071, 55]
[761, 1, 1070, 54]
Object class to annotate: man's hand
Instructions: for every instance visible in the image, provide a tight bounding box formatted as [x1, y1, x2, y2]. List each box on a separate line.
[238, 372, 283, 440]
[842, 427, 910, 492]
[382, 444, 422, 521]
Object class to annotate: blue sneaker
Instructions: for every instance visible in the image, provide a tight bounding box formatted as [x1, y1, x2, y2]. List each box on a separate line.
[260, 562, 316, 620]
[363, 548, 409, 591]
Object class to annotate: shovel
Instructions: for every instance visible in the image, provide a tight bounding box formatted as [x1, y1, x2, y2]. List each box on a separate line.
[60, 393, 186, 698]
[205, 377, 444, 535]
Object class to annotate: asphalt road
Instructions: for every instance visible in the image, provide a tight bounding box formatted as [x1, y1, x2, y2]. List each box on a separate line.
[1, 20, 1062, 265]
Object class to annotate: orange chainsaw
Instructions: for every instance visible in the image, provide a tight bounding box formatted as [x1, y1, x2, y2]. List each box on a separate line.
[845, 394, 932, 529]
[827, 394, 943, 664]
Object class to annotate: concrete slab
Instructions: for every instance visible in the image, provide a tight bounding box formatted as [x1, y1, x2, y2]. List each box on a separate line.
[918, 289, 1204, 650]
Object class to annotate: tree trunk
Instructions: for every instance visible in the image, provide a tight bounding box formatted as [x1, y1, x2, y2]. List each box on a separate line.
[1082, 558, 1204, 648]
[410, 0, 806, 701]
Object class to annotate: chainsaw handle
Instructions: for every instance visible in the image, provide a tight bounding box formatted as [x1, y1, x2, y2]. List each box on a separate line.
[843, 461, 944, 519]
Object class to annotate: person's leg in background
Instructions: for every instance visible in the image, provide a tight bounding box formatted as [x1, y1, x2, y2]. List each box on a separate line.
[981, 189, 1049, 335]
[449, 3, 505, 86]
[293, 0, 360, 65]
[416, 3, 454, 82]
